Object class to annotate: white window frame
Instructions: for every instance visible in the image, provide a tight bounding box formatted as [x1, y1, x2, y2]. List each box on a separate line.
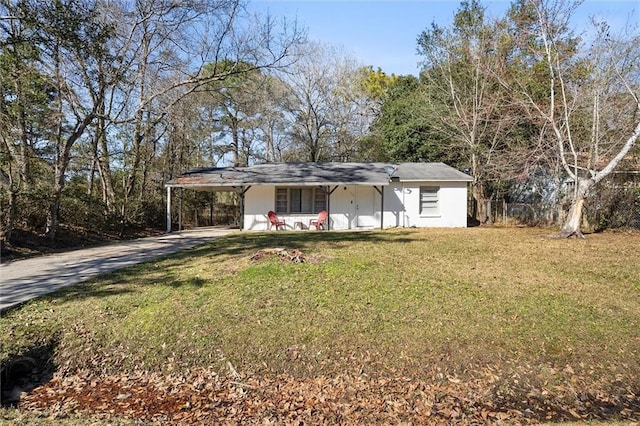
[419, 186, 440, 216]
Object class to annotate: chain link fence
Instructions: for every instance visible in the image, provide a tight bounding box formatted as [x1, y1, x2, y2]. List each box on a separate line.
[483, 187, 640, 230]
[584, 186, 640, 230]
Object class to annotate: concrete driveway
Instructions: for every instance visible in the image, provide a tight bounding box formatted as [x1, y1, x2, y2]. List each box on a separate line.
[0, 227, 235, 311]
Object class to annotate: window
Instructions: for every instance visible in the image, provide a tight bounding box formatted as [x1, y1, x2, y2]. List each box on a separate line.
[290, 188, 312, 213]
[420, 186, 439, 216]
[275, 187, 327, 214]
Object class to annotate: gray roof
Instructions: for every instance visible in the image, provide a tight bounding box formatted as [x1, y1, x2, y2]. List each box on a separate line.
[166, 162, 472, 189]
[392, 163, 473, 182]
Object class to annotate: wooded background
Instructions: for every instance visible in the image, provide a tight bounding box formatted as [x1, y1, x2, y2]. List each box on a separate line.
[1, 0, 638, 249]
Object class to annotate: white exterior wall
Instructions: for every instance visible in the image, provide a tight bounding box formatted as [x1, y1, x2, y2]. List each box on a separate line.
[243, 186, 274, 230]
[382, 181, 468, 228]
[327, 185, 353, 230]
[243, 185, 337, 231]
[243, 181, 468, 231]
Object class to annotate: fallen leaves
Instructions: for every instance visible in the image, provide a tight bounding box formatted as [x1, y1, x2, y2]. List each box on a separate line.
[17, 367, 640, 425]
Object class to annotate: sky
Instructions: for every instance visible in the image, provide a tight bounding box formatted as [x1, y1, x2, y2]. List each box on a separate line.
[249, 0, 640, 76]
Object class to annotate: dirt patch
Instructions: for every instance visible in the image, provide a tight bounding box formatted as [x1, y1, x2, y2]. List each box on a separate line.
[250, 248, 322, 264]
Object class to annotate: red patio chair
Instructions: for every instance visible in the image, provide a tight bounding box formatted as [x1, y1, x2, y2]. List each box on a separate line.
[309, 210, 328, 230]
[267, 211, 286, 230]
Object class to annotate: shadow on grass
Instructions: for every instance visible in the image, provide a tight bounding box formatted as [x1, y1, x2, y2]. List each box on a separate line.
[40, 280, 139, 303]
[15, 230, 416, 305]
[167, 275, 207, 289]
[0, 338, 57, 408]
[1, 269, 162, 313]
[171, 229, 416, 261]
[153, 230, 418, 290]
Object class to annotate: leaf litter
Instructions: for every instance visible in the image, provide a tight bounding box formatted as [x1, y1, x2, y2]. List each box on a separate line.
[18, 364, 639, 425]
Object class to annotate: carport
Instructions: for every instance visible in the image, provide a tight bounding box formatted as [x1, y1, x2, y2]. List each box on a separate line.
[165, 163, 392, 232]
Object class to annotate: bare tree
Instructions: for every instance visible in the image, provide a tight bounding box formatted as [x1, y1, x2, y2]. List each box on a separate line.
[110, 0, 303, 229]
[198, 61, 270, 167]
[280, 41, 370, 162]
[513, 0, 639, 237]
[418, 0, 520, 223]
[1, 0, 303, 241]
[22, 0, 118, 240]
[255, 74, 294, 162]
[329, 64, 379, 161]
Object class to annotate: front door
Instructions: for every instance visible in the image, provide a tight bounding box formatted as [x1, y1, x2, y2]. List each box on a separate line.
[356, 186, 377, 228]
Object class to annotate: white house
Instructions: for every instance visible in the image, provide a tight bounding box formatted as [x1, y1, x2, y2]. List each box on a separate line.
[165, 162, 473, 231]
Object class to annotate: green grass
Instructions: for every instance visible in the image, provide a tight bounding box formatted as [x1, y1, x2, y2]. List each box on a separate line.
[2, 227, 638, 382]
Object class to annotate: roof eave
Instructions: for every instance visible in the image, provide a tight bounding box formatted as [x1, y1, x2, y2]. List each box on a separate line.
[397, 178, 473, 183]
[166, 181, 390, 188]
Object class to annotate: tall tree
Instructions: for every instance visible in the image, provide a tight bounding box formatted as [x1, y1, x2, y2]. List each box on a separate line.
[0, 7, 54, 240]
[329, 65, 381, 161]
[417, 0, 520, 223]
[112, 0, 303, 229]
[2, 0, 304, 242]
[367, 75, 440, 162]
[200, 60, 266, 167]
[506, 0, 640, 237]
[255, 74, 294, 163]
[281, 42, 368, 162]
[26, 0, 116, 240]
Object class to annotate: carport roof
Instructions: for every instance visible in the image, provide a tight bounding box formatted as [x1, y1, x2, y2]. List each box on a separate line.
[165, 162, 472, 189]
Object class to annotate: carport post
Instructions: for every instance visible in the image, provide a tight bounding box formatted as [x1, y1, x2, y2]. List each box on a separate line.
[374, 185, 384, 229]
[166, 186, 172, 232]
[381, 187, 384, 229]
[233, 185, 251, 230]
[327, 186, 339, 230]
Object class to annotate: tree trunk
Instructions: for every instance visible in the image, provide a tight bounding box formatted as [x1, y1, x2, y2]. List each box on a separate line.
[96, 107, 116, 212]
[88, 154, 97, 197]
[46, 158, 67, 241]
[559, 196, 585, 238]
[558, 178, 593, 238]
[45, 189, 61, 241]
[45, 114, 95, 241]
[120, 123, 144, 235]
[471, 182, 489, 224]
[4, 188, 18, 243]
[97, 148, 115, 212]
[264, 127, 275, 162]
[231, 115, 240, 167]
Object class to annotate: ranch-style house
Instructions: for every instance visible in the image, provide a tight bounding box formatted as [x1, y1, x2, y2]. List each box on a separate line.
[165, 162, 473, 231]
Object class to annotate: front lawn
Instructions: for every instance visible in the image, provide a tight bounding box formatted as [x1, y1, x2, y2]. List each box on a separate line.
[1, 227, 638, 424]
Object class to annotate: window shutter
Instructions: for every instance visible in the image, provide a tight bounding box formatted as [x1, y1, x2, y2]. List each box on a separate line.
[314, 189, 327, 213]
[276, 188, 287, 213]
[420, 186, 439, 215]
